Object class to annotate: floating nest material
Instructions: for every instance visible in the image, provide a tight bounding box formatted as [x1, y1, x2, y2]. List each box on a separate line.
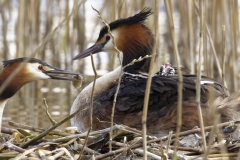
[1, 119, 240, 159]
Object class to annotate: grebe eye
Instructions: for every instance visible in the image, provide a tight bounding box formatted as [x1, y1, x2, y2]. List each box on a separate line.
[38, 65, 43, 70]
[106, 35, 110, 41]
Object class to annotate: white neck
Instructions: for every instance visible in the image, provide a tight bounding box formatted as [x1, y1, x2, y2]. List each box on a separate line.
[0, 99, 8, 133]
[71, 66, 122, 114]
[82, 66, 121, 98]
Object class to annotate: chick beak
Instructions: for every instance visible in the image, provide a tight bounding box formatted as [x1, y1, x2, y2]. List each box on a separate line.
[43, 69, 82, 81]
[73, 43, 104, 60]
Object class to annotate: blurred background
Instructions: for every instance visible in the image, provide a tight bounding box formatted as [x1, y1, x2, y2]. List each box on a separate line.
[0, 0, 239, 130]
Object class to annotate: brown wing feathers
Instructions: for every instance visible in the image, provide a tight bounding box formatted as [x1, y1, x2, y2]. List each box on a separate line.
[95, 74, 226, 113]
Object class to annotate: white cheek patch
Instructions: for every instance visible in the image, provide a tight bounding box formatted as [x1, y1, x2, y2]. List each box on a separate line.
[103, 30, 119, 51]
[104, 41, 114, 51]
[27, 63, 50, 79]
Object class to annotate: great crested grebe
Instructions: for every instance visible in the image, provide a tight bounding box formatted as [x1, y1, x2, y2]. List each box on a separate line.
[0, 57, 80, 133]
[71, 8, 240, 137]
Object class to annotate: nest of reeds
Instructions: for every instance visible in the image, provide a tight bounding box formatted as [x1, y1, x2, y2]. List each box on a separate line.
[1, 119, 240, 159]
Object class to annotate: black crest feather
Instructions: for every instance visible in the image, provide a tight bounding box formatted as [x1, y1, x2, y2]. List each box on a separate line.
[2, 57, 53, 68]
[98, 7, 153, 40]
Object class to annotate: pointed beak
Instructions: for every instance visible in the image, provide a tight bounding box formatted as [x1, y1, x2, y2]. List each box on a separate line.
[43, 69, 82, 81]
[73, 43, 104, 60]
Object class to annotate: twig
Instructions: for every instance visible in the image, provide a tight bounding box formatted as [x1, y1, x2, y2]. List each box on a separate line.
[111, 139, 142, 158]
[58, 138, 77, 147]
[8, 121, 44, 132]
[20, 106, 88, 148]
[203, 108, 220, 159]
[142, 2, 159, 159]
[122, 55, 152, 70]
[169, 146, 202, 153]
[0, 152, 18, 158]
[4, 142, 26, 153]
[52, 150, 65, 159]
[0, 137, 14, 151]
[91, 5, 123, 152]
[229, 0, 239, 93]
[78, 54, 97, 160]
[164, 1, 183, 159]
[43, 98, 56, 125]
[49, 147, 74, 160]
[38, 150, 47, 160]
[89, 54, 96, 133]
[111, 137, 136, 160]
[187, 0, 194, 74]
[166, 131, 172, 154]
[133, 148, 162, 160]
[77, 143, 100, 155]
[48, 125, 124, 143]
[208, 153, 238, 158]
[193, 0, 207, 153]
[205, 24, 223, 78]
[193, 0, 223, 80]
[221, 25, 229, 95]
[14, 148, 37, 160]
[111, 140, 126, 147]
[95, 135, 143, 160]
[8, 121, 71, 136]
[1, 126, 17, 135]
[94, 148, 126, 160]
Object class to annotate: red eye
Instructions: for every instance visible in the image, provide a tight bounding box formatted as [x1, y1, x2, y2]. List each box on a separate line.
[106, 35, 110, 41]
[38, 65, 43, 70]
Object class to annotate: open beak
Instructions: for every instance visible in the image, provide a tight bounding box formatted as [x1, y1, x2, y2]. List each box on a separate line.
[73, 43, 104, 60]
[43, 69, 82, 81]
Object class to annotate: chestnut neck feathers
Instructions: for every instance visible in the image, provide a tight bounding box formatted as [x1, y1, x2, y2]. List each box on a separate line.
[99, 8, 155, 73]
[0, 60, 34, 101]
[0, 57, 79, 101]
[0, 58, 48, 101]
